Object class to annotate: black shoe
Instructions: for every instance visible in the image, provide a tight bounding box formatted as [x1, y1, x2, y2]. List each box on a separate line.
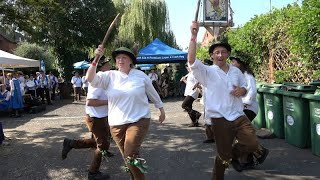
[203, 139, 215, 143]
[231, 159, 243, 172]
[187, 122, 199, 127]
[231, 159, 255, 172]
[196, 112, 202, 119]
[105, 151, 114, 157]
[61, 138, 74, 160]
[88, 171, 110, 180]
[257, 147, 269, 164]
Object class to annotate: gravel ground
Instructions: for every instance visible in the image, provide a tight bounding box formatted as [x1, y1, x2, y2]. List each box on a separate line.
[1, 97, 320, 180]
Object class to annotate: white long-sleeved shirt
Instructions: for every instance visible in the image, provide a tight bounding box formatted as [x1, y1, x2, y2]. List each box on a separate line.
[184, 72, 200, 99]
[242, 72, 259, 114]
[148, 72, 158, 81]
[90, 69, 163, 126]
[189, 59, 247, 121]
[82, 76, 89, 88]
[85, 85, 108, 118]
[71, 76, 82, 88]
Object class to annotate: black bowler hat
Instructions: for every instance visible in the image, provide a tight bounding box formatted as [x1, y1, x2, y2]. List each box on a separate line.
[208, 42, 232, 55]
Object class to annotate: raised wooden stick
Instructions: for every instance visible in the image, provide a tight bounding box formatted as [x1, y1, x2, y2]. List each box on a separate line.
[193, 0, 201, 33]
[93, 13, 121, 63]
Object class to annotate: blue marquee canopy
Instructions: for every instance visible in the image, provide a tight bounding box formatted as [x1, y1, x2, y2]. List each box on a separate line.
[136, 38, 187, 64]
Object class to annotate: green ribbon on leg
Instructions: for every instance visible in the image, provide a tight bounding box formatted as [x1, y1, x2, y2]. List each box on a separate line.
[126, 156, 148, 173]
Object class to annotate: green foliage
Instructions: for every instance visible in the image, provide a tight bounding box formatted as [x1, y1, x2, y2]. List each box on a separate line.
[116, 0, 177, 49]
[0, 0, 117, 80]
[14, 42, 57, 70]
[226, 1, 319, 83]
[289, 0, 320, 62]
[196, 44, 211, 62]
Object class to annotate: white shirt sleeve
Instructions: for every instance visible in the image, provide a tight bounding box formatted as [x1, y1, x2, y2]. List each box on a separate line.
[188, 58, 208, 86]
[144, 76, 163, 109]
[242, 73, 257, 105]
[90, 71, 111, 90]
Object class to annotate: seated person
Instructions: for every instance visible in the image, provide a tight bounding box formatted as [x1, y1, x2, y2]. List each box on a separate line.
[0, 84, 11, 111]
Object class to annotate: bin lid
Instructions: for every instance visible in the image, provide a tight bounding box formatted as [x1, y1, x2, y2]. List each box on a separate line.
[256, 82, 266, 89]
[302, 94, 320, 100]
[261, 83, 283, 89]
[310, 80, 320, 86]
[282, 82, 316, 92]
[277, 89, 309, 97]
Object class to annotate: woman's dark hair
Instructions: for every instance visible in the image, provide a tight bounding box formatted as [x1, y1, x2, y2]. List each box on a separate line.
[230, 57, 255, 77]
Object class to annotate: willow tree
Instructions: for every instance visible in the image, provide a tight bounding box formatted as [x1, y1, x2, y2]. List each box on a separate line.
[114, 0, 177, 50]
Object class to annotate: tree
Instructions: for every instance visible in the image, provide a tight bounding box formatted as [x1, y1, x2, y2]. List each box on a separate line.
[0, 0, 117, 79]
[14, 42, 57, 71]
[114, 0, 177, 50]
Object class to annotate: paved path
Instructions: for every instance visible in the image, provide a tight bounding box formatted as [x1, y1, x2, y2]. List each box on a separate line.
[1, 98, 320, 180]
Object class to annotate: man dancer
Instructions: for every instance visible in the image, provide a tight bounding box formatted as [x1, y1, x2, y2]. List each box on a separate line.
[62, 58, 113, 180]
[180, 66, 201, 127]
[188, 21, 263, 180]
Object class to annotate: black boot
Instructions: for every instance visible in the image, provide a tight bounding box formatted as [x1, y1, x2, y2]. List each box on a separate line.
[88, 171, 110, 180]
[61, 138, 74, 160]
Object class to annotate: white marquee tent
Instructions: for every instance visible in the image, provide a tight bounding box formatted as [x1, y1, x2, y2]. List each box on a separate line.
[0, 50, 40, 68]
[0, 50, 40, 84]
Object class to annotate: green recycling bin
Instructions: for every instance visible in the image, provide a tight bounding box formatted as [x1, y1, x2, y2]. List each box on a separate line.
[260, 83, 284, 138]
[302, 94, 320, 156]
[278, 83, 316, 148]
[252, 83, 266, 129]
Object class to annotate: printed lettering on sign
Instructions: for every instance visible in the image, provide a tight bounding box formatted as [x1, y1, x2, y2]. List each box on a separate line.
[287, 115, 294, 126]
[314, 108, 320, 118]
[267, 111, 274, 120]
[266, 99, 273, 107]
[286, 102, 295, 112]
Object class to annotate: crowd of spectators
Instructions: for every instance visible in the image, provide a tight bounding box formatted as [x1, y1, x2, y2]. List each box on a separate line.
[0, 70, 59, 117]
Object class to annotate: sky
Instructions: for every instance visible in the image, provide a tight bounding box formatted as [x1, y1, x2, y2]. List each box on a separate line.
[165, 0, 300, 50]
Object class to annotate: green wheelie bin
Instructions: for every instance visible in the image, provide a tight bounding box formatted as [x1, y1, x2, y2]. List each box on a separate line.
[252, 83, 266, 129]
[260, 83, 284, 138]
[278, 83, 316, 148]
[302, 80, 320, 156]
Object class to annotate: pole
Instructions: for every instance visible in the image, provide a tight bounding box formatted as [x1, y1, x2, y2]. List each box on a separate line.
[1, 65, 5, 85]
[192, 0, 201, 33]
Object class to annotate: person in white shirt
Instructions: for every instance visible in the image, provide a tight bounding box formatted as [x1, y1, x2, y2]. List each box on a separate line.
[86, 46, 165, 180]
[71, 72, 82, 102]
[82, 74, 89, 96]
[231, 57, 269, 171]
[180, 67, 201, 127]
[48, 72, 58, 100]
[188, 21, 263, 180]
[148, 68, 158, 82]
[62, 58, 113, 180]
[37, 71, 52, 105]
[199, 59, 215, 143]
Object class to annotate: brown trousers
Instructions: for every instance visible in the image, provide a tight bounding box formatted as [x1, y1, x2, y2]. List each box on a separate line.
[73, 115, 111, 173]
[211, 116, 259, 180]
[110, 118, 150, 180]
[205, 125, 215, 140]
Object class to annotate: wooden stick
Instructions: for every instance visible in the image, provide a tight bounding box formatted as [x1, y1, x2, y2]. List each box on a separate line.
[93, 13, 121, 63]
[194, 0, 201, 21]
[101, 13, 121, 47]
[193, 0, 201, 33]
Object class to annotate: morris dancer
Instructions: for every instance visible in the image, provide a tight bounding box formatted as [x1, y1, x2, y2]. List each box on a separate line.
[230, 57, 269, 171]
[86, 46, 165, 180]
[62, 57, 113, 180]
[180, 66, 201, 127]
[188, 21, 261, 180]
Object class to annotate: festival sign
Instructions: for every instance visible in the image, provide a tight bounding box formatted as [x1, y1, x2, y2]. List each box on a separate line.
[203, 0, 229, 24]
